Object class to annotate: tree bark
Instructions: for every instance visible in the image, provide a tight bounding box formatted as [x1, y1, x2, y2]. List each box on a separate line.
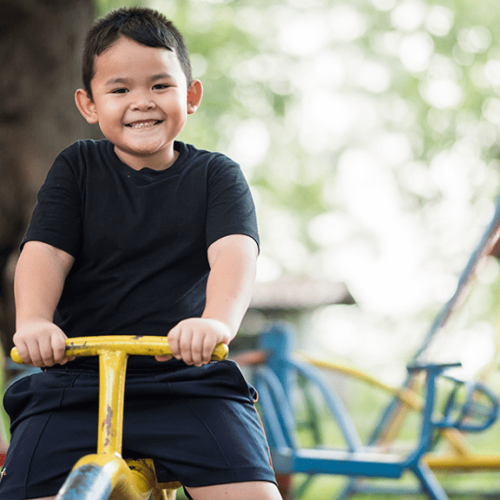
[0, 0, 97, 354]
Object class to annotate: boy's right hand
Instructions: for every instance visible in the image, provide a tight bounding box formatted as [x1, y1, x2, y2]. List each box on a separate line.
[13, 320, 72, 367]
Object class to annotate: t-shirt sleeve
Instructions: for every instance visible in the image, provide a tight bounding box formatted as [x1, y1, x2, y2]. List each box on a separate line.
[205, 156, 259, 250]
[21, 147, 83, 256]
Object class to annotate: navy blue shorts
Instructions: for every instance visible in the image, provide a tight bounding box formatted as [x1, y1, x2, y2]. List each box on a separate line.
[0, 360, 276, 500]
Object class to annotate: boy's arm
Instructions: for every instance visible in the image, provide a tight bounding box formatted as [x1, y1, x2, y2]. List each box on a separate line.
[165, 234, 258, 366]
[13, 241, 75, 367]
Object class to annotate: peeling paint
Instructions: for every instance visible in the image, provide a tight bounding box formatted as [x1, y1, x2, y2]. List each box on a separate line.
[102, 405, 113, 447]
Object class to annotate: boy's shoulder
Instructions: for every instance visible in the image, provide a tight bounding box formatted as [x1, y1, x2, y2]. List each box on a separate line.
[180, 141, 229, 161]
[53, 139, 114, 172]
[48, 139, 114, 182]
[180, 142, 241, 174]
[59, 138, 113, 158]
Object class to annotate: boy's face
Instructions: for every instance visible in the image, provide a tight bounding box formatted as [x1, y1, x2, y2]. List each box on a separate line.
[75, 36, 202, 170]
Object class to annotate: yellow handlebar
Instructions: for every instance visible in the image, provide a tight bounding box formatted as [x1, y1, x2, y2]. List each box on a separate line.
[10, 335, 229, 364]
[11, 335, 229, 456]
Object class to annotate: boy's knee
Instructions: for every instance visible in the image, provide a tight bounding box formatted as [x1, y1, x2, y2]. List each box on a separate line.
[186, 481, 282, 500]
[25, 497, 56, 500]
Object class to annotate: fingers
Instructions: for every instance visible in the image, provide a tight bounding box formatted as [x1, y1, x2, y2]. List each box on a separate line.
[18, 337, 53, 367]
[13, 321, 68, 367]
[52, 333, 69, 365]
[36, 335, 55, 367]
[168, 319, 220, 367]
[14, 341, 32, 367]
[155, 354, 173, 362]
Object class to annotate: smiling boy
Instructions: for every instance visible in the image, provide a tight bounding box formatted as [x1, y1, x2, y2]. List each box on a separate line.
[78, 36, 198, 172]
[0, 7, 281, 500]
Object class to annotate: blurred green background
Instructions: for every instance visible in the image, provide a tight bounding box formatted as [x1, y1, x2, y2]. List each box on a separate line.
[2, 0, 500, 497]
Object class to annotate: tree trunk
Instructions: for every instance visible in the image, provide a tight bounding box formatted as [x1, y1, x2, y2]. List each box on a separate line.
[0, 0, 97, 355]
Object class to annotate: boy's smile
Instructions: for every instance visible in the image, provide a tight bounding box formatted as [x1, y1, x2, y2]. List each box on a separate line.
[75, 36, 202, 171]
[127, 120, 162, 129]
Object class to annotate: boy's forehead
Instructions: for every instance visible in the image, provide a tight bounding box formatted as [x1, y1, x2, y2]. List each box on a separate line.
[93, 37, 183, 78]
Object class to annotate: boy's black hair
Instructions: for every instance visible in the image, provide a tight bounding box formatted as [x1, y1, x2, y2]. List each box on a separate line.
[82, 7, 192, 99]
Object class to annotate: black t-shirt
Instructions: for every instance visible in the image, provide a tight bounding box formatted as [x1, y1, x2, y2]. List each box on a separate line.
[23, 139, 258, 366]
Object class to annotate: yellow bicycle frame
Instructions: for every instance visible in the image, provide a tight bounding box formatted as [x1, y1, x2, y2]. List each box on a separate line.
[11, 336, 228, 500]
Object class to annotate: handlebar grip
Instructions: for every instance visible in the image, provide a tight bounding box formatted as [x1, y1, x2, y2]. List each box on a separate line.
[10, 348, 23, 365]
[10, 336, 229, 364]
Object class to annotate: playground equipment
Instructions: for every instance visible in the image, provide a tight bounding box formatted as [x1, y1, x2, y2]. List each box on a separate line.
[253, 324, 498, 499]
[247, 199, 500, 498]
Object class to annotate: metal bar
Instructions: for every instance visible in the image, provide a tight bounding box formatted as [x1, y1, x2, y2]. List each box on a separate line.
[98, 350, 128, 455]
[10, 336, 228, 364]
[55, 462, 112, 500]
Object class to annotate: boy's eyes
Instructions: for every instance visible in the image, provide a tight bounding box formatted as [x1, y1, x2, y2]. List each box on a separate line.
[109, 85, 170, 95]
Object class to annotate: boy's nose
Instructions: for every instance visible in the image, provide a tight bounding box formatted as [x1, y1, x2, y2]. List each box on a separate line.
[131, 95, 156, 111]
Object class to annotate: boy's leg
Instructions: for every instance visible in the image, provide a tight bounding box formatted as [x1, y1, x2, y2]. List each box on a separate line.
[26, 483, 282, 500]
[0, 369, 99, 500]
[186, 481, 282, 500]
[124, 361, 279, 492]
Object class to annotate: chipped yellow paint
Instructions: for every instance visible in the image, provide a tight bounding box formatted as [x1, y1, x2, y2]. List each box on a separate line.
[98, 349, 127, 455]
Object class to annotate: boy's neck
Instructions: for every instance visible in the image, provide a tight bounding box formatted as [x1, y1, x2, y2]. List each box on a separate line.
[114, 145, 179, 171]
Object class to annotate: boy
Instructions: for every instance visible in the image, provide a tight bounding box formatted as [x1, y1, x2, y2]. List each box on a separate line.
[0, 7, 281, 500]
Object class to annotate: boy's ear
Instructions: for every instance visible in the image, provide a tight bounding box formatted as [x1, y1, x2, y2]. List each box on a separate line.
[75, 89, 99, 124]
[187, 80, 203, 114]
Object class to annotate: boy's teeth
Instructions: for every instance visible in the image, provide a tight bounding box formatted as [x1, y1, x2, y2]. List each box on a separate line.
[129, 120, 158, 128]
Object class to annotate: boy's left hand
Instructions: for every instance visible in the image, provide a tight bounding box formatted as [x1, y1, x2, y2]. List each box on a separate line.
[158, 318, 231, 366]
